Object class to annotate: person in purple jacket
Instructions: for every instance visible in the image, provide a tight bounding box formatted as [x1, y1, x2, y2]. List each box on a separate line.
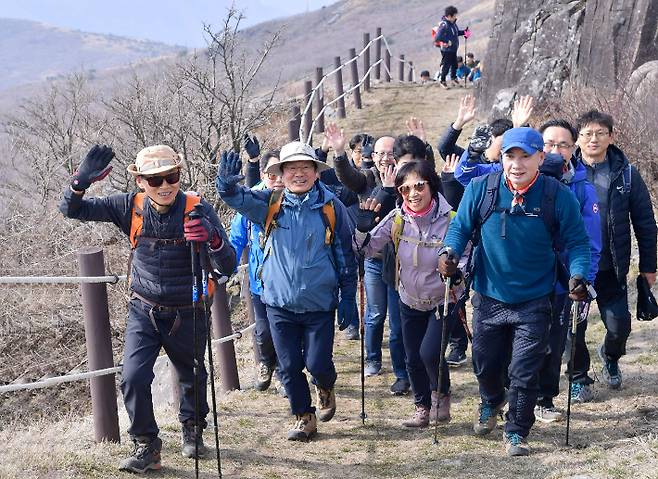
[353, 160, 468, 428]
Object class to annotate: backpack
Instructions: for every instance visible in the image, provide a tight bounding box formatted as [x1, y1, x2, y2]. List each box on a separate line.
[260, 189, 336, 249]
[432, 21, 446, 48]
[129, 191, 216, 296]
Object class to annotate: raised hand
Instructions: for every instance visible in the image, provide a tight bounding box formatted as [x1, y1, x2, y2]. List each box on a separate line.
[323, 122, 346, 155]
[355, 197, 382, 232]
[511, 95, 534, 128]
[215, 150, 244, 194]
[406, 117, 426, 142]
[382, 164, 397, 187]
[442, 154, 460, 174]
[454, 94, 476, 130]
[243, 133, 261, 161]
[71, 144, 115, 191]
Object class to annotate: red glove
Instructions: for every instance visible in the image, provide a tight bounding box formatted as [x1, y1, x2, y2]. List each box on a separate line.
[184, 218, 222, 249]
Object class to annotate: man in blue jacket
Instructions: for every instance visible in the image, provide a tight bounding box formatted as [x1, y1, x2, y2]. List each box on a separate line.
[229, 151, 285, 393]
[434, 5, 470, 88]
[216, 142, 358, 441]
[439, 127, 591, 457]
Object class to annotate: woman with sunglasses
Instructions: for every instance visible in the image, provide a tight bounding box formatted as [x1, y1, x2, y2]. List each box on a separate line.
[60, 144, 236, 472]
[353, 160, 466, 428]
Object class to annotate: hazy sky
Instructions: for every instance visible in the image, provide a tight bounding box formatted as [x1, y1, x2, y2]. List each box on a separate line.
[1, 0, 338, 47]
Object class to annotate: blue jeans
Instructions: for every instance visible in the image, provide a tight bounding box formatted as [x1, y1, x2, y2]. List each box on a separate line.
[472, 292, 551, 438]
[121, 298, 209, 440]
[364, 257, 407, 379]
[266, 306, 337, 416]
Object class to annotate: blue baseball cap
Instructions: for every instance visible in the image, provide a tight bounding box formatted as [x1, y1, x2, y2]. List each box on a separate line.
[501, 127, 544, 155]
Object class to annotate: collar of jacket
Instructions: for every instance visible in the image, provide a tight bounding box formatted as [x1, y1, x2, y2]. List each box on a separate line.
[399, 194, 453, 224]
[282, 180, 335, 210]
[575, 144, 629, 176]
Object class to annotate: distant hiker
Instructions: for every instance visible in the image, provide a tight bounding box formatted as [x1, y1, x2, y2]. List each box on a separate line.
[60, 144, 236, 472]
[420, 70, 434, 84]
[348, 133, 375, 170]
[465, 52, 478, 69]
[354, 160, 467, 427]
[216, 141, 357, 442]
[230, 145, 285, 394]
[575, 110, 657, 391]
[433, 5, 470, 89]
[455, 56, 471, 83]
[440, 127, 591, 456]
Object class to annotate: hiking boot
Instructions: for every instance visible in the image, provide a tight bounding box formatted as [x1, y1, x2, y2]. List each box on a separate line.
[315, 386, 336, 422]
[474, 400, 506, 436]
[439, 80, 450, 90]
[364, 360, 381, 377]
[504, 431, 530, 457]
[402, 404, 430, 428]
[344, 324, 359, 340]
[287, 412, 317, 441]
[598, 344, 623, 390]
[389, 377, 411, 396]
[534, 404, 565, 423]
[570, 382, 593, 403]
[273, 375, 288, 398]
[446, 347, 467, 367]
[181, 420, 208, 459]
[430, 391, 451, 423]
[119, 436, 162, 473]
[451, 79, 461, 88]
[254, 362, 274, 391]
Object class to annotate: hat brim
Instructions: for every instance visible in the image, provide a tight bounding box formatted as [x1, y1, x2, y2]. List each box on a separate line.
[265, 156, 330, 176]
[127, 159, 183, 176]
[501, 142, 541, 155]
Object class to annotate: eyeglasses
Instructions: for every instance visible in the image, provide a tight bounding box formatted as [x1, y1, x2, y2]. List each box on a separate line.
[142, 171, 180, 188]
[375, 151, 394, 159]
[544, 141, 574, 151]
[579, 130, 610, 140]
[265, 173, 281, 181]
[397, 180, 428, 196]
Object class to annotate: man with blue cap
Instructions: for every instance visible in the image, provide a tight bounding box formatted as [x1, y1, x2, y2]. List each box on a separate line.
[438, 127, 591, 456]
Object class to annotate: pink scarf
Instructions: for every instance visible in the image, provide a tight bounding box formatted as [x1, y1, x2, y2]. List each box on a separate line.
[402, 198, 436, 218]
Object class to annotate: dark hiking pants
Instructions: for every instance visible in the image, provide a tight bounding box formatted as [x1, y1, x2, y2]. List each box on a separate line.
[472, 292, 551, 438]
[121, 298, 209, 440]
[252, 293, 277, 367]
[440, 50, 458, 82]
[595, 269, 631, 361]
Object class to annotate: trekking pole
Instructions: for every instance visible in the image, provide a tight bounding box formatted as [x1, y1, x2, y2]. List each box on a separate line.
[358, 256, 367, 425]
[463, 36, 468, 87]
[433, 274, 452, 445]
[195, 206, 223, 478]
[565, 300, 578, 447]
[188, 209, 202, 479]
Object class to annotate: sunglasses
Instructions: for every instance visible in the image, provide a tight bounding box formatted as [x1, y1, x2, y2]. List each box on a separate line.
[397, 180, 428, 196]
[142, 171, 180, 188]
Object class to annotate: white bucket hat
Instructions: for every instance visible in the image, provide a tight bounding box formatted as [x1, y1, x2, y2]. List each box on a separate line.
[127, 145, 184, 176]
[264, 141, 330, 176]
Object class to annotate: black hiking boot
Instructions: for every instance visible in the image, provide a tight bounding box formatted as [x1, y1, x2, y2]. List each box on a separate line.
[181, 420, 208, 459]
[118, 436, 162, 473]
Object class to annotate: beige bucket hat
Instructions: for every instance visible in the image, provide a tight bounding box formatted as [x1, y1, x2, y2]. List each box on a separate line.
[264, 141, 330, 176]
[127, 145, 184, 176]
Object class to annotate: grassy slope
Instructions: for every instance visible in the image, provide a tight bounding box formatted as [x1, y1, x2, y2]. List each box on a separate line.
[2, 83, 658, 479]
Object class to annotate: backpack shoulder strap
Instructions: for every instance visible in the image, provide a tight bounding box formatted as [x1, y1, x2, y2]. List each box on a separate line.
[129, 193, 146, 249]
[478, 171, 503, 227]
[391, 210, 405, 253]
[183, 191, 202, 220]
[264, 189, 284, 240]
[540, 176, 560, 246]
[321, 201, 336, 245]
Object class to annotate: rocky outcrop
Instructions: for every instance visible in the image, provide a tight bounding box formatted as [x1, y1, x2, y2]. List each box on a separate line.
[480, 0, 658, 116]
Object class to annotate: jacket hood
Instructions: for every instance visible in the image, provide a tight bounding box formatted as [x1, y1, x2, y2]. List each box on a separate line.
[539, 152, 564, 180]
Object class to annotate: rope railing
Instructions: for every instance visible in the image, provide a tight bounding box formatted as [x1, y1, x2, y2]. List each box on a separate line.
[297, 32, 417, 143]
[0, 274, 126, 284]
[0, 322, 256, 394]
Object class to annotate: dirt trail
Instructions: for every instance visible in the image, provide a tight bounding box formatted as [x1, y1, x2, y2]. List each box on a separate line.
[1, 83, 658, 479]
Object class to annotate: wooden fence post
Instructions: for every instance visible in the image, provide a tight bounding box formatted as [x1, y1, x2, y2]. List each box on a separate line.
[334, 56, 346, 119]
[349, 48, 362, 109]
[375, 27, 382, 80]
[315, 67, 325, 133]
[399, 54, 405, 82]
[363, 33, 371, 92]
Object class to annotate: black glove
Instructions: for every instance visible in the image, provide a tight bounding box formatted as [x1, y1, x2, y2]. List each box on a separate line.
[355, 206, 378, 232]
[71, 145, 115, 191]
[243, 133, 261, 160]
[467, 124, 493, 155]
[568, 275, 589, 301]
[438, 246, 459, 278]
[361, 134, 374, 159]
[215, 151, 244, 194]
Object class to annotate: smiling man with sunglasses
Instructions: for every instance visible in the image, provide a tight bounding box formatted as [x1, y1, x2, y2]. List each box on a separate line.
[60, 144, 236, 473]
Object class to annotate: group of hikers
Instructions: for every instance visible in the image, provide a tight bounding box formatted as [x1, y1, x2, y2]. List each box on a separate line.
[60, 68, 656, 475]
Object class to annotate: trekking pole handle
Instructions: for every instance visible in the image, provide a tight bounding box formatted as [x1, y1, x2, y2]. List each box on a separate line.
[586, 283, 597, 301]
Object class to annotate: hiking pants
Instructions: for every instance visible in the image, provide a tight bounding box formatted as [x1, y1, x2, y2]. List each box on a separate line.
[448, 305, 469, 353]
[472, 292, 551, 438]
[121, 298, 209, 441]
[566, 301, 594, 385]
[595, 269, 631, 361]
[440, 50, 458, 82]
[364, 257, 408, 380]
[266, 306, 337, 416]
[537, 293, 568, 404]
[252, 293, 277, 368]
[399, 301, 454, 409]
